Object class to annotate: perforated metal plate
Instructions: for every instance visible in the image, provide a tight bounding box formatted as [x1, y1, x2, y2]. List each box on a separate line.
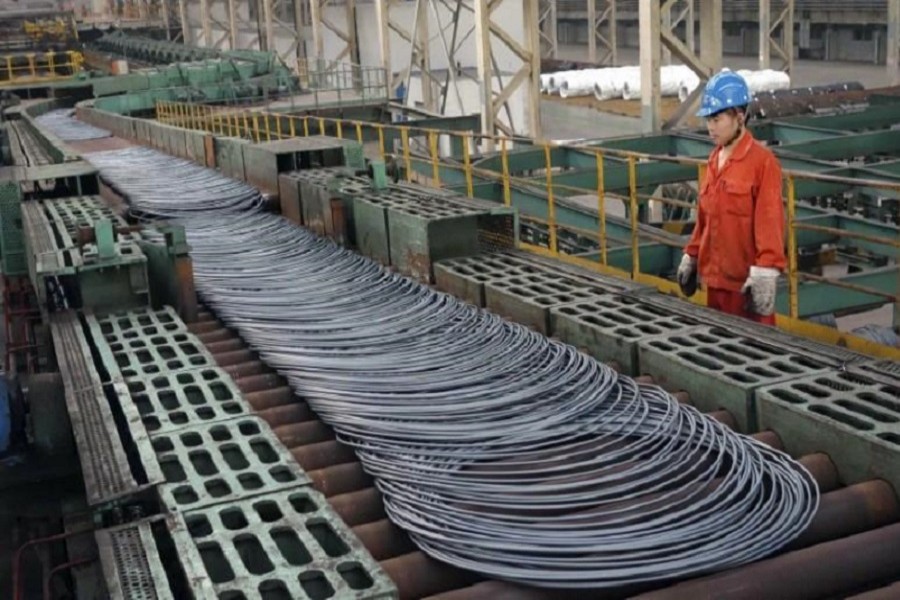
[637, 325, 828, 432]
[758, 369, 900, 493]
[125, 367, 249, 435]
[152, 417, 310, 511]
[96, 516, 215, 600]
[94, 306, 186, 340]
[178, 488, 397, 599]
[87, 311, 214, 382]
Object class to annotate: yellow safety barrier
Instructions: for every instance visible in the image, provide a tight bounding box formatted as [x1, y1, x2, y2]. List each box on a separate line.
[0, 51, 83, 86]
[152, 99, 900, 359]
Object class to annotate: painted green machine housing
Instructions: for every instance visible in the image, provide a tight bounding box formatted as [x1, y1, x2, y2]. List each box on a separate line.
[240, 136, 364, 197]
[0, 181, 27, 275]
[20, 196, 149, 316]
[346, 183, 519, 283]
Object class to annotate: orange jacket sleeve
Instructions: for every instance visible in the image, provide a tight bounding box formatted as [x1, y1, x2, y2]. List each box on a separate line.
[684, 171, 709, 258]
[753, 153, 787, 270]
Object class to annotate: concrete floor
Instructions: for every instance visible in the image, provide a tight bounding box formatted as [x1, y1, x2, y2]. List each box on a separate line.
[541, 45, 899, 141]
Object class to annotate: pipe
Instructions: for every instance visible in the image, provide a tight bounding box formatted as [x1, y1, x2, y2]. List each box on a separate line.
[631, 522, 900, 600]
[43, 557, 96, 600]
[12, 528, 94, 600]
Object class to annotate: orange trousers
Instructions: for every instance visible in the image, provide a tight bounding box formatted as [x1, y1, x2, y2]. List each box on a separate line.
[707, 287, 776, 326]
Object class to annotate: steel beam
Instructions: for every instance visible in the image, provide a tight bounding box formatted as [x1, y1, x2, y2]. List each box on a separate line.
[639, 0, 662, 133]
[775, 267, 898, 317]
[200, 0, 212, 46]
[760, 0, 794, 73]
[310, 0, 357, 62]
[374, 0, 392, 91]
[538, 0, 558, 58]
[661, 0, 691, 65]
[177, 0, 191, 44]
[889, 0, 900, 85]
[587, 0, 617, 65]
[473, 0, 542, 139]
[775, 130, 900, 162]
[699, 0, 722, 73]
[783, 103, 900, 132]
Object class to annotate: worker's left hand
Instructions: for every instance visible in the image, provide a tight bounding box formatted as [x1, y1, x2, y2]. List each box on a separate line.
[741, 266, 780, 316]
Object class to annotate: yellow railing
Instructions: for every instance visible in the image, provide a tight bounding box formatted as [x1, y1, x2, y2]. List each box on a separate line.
[154, 99, 900, 358]
[0, 51, 83, 86]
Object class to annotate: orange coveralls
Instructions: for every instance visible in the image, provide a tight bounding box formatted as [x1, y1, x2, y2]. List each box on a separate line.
[684, 132, 787, 324]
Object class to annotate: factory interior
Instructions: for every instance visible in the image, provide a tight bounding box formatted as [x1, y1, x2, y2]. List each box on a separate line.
[0, 0, 899, 598]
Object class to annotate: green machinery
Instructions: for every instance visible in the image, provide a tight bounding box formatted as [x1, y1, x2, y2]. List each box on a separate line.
[407, 100, 900, 321]
[20, 194, 149, 315]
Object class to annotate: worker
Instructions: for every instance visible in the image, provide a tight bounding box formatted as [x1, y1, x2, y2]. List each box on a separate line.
[676, 70, 786, 325]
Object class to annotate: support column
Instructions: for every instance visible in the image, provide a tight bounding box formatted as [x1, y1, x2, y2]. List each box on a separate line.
[700, 0, 722, 73]
[587, 0, 617, 66]
[177, 0, 190, 44]
[309, 0, 323, 58]
[759, 0, 770, 68]
[639, 0, 661, 133]
[294, 0, 307, 61]
[889, 0, 900, 84]
[414, 0, 434, 110]
[474, 0, 494, 145]
[662, 2, 671, 65]
[261, 0, 273, 51]
[161, 0, 171, 39]
[200, 0, 212, 46]
[538, 0, 557, 58]
[474, 0, 541, 139]
[375, 0, 392, 92]
[659, 0, 719, 129]
[685, 0, 694, 53]
[760, 0, 794, 73]
[346, 0, 359, 64]
[227, 0, 237, 49]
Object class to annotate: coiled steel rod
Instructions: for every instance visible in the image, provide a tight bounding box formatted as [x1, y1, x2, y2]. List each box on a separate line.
[86, 143, 819, 589]
[34, 110, 111, 141]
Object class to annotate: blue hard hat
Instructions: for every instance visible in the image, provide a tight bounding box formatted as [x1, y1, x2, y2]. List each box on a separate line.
[696, 70, 751, 118]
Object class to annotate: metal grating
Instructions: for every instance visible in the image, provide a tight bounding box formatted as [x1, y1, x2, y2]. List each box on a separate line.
[178, 488, 397, 599]
[550, 294, 702, 374]
[87, 311, 214, 382]
[638, 325, 829, 432]
[94, 306, 187, 341]
[107, 525, 161, 600]
[477, 213, 517, 252]
[631, 291, 870, 367]
[125, 367, 249, 435]
[152, 417, 311, 511]
[96, 516, 215, 600]
[50, 311, 137, 505]
[757, 369, 900, 492]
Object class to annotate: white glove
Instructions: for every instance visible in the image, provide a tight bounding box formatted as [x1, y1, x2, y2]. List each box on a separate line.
[676, 254, 697, 296]
[741, 266, 780, 316]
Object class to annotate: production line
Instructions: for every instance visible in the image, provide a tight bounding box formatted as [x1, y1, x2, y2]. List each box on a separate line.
[0, 108, 893, 599]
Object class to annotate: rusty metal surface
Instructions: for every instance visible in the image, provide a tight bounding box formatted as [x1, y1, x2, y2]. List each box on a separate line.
[630, 522, 900, 600]
[49, 311, 138, 506]
[188, 304, 900, 599]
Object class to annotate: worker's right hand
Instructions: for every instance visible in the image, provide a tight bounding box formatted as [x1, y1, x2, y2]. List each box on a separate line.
[676, 254, 697, 297]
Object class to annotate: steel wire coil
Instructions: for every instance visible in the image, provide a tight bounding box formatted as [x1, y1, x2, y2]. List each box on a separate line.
[34, 109, 111, 141]
[88, 141, 820, 589]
